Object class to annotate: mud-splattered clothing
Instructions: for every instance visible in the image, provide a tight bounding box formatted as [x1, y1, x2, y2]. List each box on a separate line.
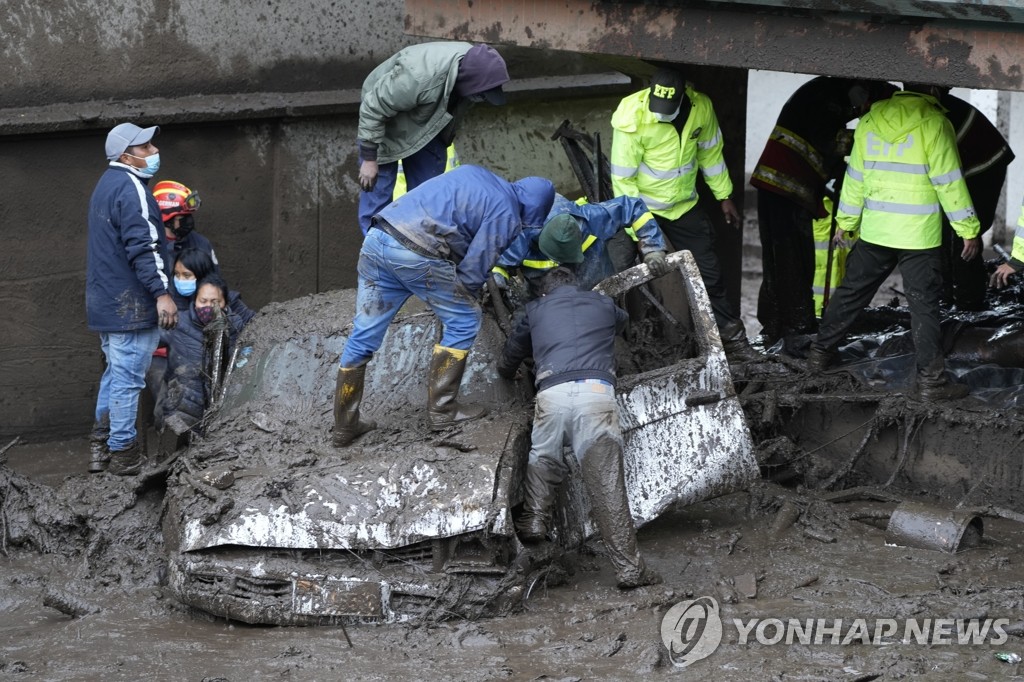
[158, 304, 246, 433]
[498, 285, 627, 392]
[86, 162, 171, 332]
[341, 167, 554, 367]
[493, 194, 667, 291]
[497, 283, 652, 586]
[374, 166, 555, 295]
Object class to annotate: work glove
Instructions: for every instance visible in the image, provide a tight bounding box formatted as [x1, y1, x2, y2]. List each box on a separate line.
[644, 250, 670, 278]
[496, 359, 518, 380]
[491, 270, 508, 290]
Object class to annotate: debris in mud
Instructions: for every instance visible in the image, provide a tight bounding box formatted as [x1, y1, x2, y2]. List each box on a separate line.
[42, 586, 101, 618]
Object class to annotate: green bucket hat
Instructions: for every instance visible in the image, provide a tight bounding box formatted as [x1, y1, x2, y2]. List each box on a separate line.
[538, 214, 584, 264]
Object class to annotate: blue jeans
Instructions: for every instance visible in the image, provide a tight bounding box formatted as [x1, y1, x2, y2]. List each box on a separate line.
[357, 136, 447, 235]
[340, 229, 481, 367]
[95, 328, 160, 451]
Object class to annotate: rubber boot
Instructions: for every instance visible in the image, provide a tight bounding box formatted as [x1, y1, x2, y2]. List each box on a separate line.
[719, 322, 763, 363]
[88, 416, 111, 474]
[580, 435, 662, 589]
[333, 363, 377, 447]
[516, 460, 563, 543]
[916, 372, 969, 401]
[108, 440, 144, 477]
[804, 345, 835, 374]
[428, 344, 487, 430]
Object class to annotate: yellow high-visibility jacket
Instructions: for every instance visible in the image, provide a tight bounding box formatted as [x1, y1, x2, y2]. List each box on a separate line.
[811, 196, 855, 317]
[393, 144, 460, 200]
[836, 91, 980, 249]
[1010, 196, 1024, 267]
[610, 85, 732, 220]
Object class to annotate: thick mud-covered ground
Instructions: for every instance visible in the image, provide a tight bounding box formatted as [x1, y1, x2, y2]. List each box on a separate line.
[4, 437, 1024, 680]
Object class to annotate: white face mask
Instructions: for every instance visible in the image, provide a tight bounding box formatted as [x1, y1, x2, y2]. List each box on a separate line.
[653, 104, 681, 123]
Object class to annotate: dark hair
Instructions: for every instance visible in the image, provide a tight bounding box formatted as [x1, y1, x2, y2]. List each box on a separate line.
[538, 266, 578, 296]
[175, 248, 216, 281]
[196, 274, 229, 304]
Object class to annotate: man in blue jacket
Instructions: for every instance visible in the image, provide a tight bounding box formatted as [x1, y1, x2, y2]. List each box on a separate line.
[86, 122, 178, 475]
[491, 194, 671, 293]
[356, 42, 510, 234]
[333, 165, 554, 446]
[497, 266, 661, 589]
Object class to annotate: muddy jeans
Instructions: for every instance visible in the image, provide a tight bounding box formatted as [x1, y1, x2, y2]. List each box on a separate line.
[814, 240, 944, 379]
[340, 229, 481, 367]
[528, 379, 647, 583]
[95, 328, 160, 451]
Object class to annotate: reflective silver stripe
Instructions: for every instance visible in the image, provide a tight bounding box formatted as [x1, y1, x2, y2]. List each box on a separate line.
[697, 130, 722, 150]
[864, 198, 939, 215]
[1015, 224, 1024, 239]
[846, 167, 864, 182]
[838, 200, 862, 215]
[814, 241, 831, 249]
[639, 194, 675, 210]
[701, 162, 727, 177]
[610, 163, 637, 178]
[863, 161, 929, 174]
[945, 207, 975, 221]
[812, 285, 827, 295]
[930, 168, 964, 185]
[638, 161, 694, 179]
[128, 173, 169, 289]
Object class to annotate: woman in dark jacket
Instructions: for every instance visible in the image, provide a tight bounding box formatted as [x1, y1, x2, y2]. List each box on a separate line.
[172, 247, 256, 323]
[158, 275, 250, 436]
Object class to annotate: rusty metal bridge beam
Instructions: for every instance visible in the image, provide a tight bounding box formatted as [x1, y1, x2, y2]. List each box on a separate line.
[405, 0, 1024, 91]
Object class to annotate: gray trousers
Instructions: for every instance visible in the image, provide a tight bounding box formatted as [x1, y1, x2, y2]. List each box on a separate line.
[527, 380, 646, 583]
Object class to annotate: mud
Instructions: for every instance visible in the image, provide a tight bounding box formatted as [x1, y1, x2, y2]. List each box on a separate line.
[7, 438, 1024, 679]
[7, 266, 1024, 678]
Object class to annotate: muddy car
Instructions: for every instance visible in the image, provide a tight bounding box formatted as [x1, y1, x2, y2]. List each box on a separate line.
[162, 252, 759, 625]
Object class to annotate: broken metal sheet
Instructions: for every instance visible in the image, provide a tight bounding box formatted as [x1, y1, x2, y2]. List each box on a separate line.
[596, 252, 760, 524]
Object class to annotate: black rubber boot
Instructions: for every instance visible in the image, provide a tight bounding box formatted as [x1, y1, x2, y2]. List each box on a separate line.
[516, 461, 563, 543]
[804, 345, 835, 373]
[88, 417, 111, 474]
[916, 374, 970, 401]
[580, 435, 662, 589]
[428, 344, 487, 430]
[720, 322, 763, 363]
[333, 363, 377, 447]
[108, 440, 144, 477]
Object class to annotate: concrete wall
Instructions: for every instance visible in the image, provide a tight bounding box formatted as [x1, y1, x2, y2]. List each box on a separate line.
[0, 0, 629, 441]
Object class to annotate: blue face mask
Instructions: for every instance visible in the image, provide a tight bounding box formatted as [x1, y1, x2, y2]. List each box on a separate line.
[174, 277, 196, 297]
[127, 152, 161, 177]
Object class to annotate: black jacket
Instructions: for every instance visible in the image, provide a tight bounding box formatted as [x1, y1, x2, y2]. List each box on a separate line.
[498, 285, 627, 391]
[159, 305, 247, 431]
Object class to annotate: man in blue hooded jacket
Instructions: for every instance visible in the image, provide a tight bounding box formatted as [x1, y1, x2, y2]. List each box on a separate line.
[356, 42, 510, 234]
[492, 194, 670, 293]
[334, 165, 555, 446]
[86, 122, 178, 475]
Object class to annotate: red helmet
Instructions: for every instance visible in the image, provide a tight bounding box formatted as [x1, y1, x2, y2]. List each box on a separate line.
[153, 180, 201, 222]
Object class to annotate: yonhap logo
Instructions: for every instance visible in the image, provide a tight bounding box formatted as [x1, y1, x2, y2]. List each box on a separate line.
[660, 596, 723, 667]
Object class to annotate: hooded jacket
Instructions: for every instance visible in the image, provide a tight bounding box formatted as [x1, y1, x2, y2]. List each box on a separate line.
[837, 91, 980, 249]
[610, 85, 732, 220]
[376, 165, 554, 295]
[494, 194, 668, 290]
[86, 163, 172, 332]
[358, 42, 508, 164]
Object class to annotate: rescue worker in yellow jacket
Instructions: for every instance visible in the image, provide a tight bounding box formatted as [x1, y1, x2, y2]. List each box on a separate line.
[807, 85, 982, 401]
[610, 67, 760, 362]
[990, 193, 1024, 289]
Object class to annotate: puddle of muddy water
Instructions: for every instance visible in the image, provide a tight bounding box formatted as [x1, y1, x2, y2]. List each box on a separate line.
[4, 436, 1024, 681]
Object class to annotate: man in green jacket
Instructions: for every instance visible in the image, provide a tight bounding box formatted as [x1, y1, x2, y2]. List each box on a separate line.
[807, 85, 982, 401]
[610, 68, 759, 362]
[356, 42, 509, 235]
